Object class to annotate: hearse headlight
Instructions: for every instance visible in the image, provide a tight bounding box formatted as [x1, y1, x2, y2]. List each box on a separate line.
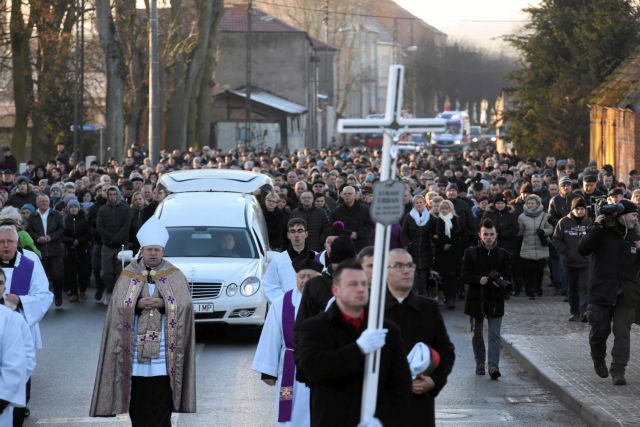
[226, 283, 238, 297]
[240, 276, 260, 296]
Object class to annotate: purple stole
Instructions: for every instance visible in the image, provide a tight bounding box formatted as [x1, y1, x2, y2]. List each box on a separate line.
[278, 289, 296, 422]
[10, 254, 34, 296]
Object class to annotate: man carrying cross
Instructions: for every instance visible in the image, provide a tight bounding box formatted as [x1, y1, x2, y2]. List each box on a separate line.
[90, 217, 196, 426]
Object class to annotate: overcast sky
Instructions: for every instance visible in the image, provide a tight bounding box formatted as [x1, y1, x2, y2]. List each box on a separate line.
[395, 0, 542, 54]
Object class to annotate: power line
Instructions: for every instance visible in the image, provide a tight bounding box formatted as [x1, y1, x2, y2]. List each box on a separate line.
[253, 0, 528, 23]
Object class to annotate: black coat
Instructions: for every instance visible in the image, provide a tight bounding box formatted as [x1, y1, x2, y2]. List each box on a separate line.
[87, 197, 106, 244]
[463, 243, 511, 318]
[62, 210, 92, 254]
[429, 216, 465, 274]
[482, 205, 520, 256]
[448, 197, 473, 243]
[385, 291, 455, 426]
[578, 222, 639, 307]
[548, 193, 579, 227]
[96, 201, 131, 247]
[295, 303, 411, 427]
[6, 191, 36, 209]
[129, 208, 146, 251]
[262, 206, 287, 251]
[26, 209, 65, 258]
[401, 213, 434, 270]
[331, 201, 374, 252]
[295, 271, 333, 331]
[289, 206, 330, 252]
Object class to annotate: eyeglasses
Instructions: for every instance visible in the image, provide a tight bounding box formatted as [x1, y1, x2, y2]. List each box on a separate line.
[288, 229, 306, 234]
[388, 262, 416, 271]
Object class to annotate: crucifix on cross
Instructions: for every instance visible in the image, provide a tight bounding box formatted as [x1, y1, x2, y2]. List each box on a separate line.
[337, 64, 445, 423]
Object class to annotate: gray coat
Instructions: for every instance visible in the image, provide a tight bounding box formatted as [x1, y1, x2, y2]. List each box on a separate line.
[518, 205, 553, 260]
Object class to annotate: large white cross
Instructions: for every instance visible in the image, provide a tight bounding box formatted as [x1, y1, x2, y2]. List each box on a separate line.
[337, 65, 446, 423]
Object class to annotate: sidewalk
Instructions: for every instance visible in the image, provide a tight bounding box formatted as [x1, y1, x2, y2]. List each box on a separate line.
[501, 294, 640, 427]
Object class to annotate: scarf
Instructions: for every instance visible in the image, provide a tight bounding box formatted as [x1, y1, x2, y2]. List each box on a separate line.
[136, 273, 163, 363]
[409, 207, 430, 227]
[440, 212, 454, 238]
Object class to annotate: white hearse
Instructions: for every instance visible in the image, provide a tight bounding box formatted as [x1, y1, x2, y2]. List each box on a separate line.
[152, 169, 274, 325]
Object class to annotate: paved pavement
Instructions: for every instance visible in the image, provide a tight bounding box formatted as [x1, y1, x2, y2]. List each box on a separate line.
[502, 292, 640, 427]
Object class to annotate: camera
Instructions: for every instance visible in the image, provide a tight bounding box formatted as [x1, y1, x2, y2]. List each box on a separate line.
[589, 199, 625, 226]
[489, 270, 511, 289]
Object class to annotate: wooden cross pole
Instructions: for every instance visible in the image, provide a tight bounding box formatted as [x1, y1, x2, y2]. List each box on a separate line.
[337, 64, 446, 423]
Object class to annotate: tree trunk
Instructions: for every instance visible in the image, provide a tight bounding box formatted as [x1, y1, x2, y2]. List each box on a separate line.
[9, 0, 32, 162]
[165, 0, 214, 151]
[96, 0, 126, 161]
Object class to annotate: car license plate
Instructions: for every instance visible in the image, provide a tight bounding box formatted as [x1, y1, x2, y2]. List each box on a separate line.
[194, 303, 214, 313]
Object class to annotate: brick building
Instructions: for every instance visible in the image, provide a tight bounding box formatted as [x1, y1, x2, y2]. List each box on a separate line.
[589, 48, 640, 183]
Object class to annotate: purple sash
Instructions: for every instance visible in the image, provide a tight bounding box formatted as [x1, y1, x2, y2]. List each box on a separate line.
[278, 290, 296, 422]
[10, 254, 34, 296]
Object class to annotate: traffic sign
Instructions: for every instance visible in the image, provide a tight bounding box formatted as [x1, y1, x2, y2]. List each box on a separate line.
[370, 180, 405, 226]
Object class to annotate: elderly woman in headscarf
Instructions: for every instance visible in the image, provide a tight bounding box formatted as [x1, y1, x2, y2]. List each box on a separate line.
[402, 194, 435, 296]
[517, 194, 553, 299]
[0, 205, 41, 258]
[429, 199, 466, 309]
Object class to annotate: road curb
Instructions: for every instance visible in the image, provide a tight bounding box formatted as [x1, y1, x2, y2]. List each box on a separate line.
[501, 335, 622, 427]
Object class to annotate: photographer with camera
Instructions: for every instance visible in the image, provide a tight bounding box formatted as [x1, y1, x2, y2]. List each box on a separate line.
[463, 219, 511, 380]
[578, 199, 640, 385]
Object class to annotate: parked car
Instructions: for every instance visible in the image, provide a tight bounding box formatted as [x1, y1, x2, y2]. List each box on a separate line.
[127, 169, 275, 325]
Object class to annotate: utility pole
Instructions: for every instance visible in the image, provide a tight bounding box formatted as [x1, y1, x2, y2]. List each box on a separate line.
[148, 0, 160, 165]
[245, 0, 253, 147]
[73, 0, 85, 157]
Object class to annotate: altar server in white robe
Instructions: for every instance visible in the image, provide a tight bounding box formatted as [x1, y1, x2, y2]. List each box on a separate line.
[263, 218, 316, 303]
[0, 225, 51, 426]
[253, 253, 322, 426]
[0, 269, 36, 427]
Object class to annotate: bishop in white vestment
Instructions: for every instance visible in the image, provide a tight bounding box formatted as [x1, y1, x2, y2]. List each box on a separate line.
[253, 254, 322, 426]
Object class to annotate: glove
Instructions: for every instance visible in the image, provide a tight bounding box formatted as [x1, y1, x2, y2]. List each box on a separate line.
[535, 229, 546, 238]
[356, 328, 388, 355]
[358, 417, 383, 427]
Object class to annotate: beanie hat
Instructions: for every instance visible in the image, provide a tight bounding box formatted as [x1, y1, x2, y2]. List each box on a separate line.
[619, 199, 638, 215]
[571, 197, 586, 210]
[445, 183, 458, 191]
[20, 204, 35, 214]
[329, 236, 356, 264]
[66, 198, 80, 209]
[492, 193, 507, 204]
[16, 176, 29, 185]
[293, 251, 323, 273]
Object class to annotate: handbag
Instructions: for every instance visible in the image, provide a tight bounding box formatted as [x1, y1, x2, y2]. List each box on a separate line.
[536, 215, 551, 247]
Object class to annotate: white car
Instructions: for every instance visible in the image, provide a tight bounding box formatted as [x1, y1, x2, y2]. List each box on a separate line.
[152, 169, 275, 325]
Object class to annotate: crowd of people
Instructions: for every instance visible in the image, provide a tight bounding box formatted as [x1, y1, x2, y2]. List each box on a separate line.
[2, 137, 640, 425]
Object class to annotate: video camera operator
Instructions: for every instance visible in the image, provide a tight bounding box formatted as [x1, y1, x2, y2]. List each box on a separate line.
[577, 199, 640, 385]
[463, 219, 511, 380]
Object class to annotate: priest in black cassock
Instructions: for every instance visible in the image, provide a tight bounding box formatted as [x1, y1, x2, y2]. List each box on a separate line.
[384, 248, 455, 427]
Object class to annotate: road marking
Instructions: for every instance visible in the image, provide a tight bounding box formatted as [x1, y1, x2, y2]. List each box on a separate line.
[37, 345, 206, 426]
[36, 414, 130, 424]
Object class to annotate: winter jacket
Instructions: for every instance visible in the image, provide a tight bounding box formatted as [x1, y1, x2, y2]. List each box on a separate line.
[6, 191, 37, 209]
[552, 213, 591, 268]
[62, 210, 92, 254]
[447, 197, 473, 244]
[401, 213, 434, 270]
[26, 209, 65, 258]
[129, 207, 146, 251]
[295, 303, 411, 427]
[331, 201, 374, 252]
[481, 204, 520, 255]
[463, 242, 511, 318]
[578, 222, 640, 307]
[96, 189, 132, 247]
[518, 205, 553, 260]
[429, 215, 466, 274]
[548, 192, 579, 226]
[262, 206, 287, 251]
[87, 196, 107, 244]
[289, 206, 330, 252]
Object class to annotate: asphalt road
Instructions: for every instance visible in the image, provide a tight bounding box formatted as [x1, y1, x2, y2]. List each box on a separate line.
[24, 298, 578, 426]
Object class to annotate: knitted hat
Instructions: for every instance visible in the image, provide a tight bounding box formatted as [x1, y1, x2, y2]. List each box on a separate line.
[66, 198, 80, 209]
[445, 183, 458, 191]
[619, 199, 638, 215]
[20, 204, 35, 214]
[329, 236, 356, 264]
[292, 251, 323, 273]
[571, 197, 586, 210]
[16, 176, 29, 185]
[492, 193, 507, 204]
